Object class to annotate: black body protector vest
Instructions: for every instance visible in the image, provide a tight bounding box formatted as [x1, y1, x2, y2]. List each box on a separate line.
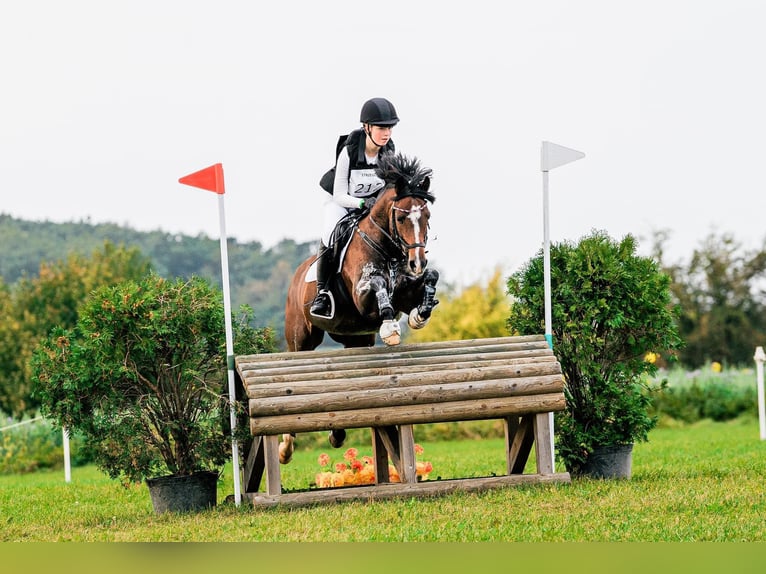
[319, 128, 395, 196]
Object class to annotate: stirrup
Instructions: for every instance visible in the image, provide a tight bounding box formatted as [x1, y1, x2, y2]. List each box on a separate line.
[310, 290, 335, 319]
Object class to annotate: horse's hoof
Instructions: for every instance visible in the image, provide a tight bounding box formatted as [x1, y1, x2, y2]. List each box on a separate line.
[379, 320, 401, 345]
[329, 429, 346, 448]
[408, 308, 429, 329]
[278, 433, 294, 464]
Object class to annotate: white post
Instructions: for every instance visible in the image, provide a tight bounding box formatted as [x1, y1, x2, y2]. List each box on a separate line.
[540, 141, 585, 471]
[63, 427, 71, 482]
[542, 170, 553, 350]
[755, 346, 766, 440]
[542, 169, 555, 466]
[217, 193, 242, 506]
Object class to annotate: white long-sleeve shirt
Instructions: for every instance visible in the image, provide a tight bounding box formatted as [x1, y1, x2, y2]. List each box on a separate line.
[331, 146, 386, 210]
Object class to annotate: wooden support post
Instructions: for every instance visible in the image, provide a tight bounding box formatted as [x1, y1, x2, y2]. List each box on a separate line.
[263, 435, 282, 496]
[534, 412, 554, 474]
[242, 436, 265, 493]
[398, 424, 417, 484]
[505, 414, 534, 474]
[372, 427, 392, 483]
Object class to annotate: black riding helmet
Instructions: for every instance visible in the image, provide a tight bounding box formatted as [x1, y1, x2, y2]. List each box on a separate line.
[360, 98, 399, 126]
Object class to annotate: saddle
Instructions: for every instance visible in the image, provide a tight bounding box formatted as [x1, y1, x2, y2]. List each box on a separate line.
[306, 210, 363, 284]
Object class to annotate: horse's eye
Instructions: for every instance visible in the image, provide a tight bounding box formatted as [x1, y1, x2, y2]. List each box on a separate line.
[397, 216, 407, 224]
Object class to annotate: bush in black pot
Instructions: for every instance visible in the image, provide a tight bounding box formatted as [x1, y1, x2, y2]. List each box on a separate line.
[507, 231, 683, 477]
[31, 274, 276, 511]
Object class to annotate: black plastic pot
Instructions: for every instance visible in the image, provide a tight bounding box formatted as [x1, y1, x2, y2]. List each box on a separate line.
[577, 444, 633, 479]
[145, 470, 219, 513]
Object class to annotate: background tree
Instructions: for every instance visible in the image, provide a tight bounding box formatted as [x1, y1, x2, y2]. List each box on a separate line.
[652, 230, 766, 368]
[0, 215, 314, 343]
[404, 268, 511, 343]
[0, 242, 151, 417]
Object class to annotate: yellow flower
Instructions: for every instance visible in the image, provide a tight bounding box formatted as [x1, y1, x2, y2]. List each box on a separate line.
[711, 361, 722, 373]
[644, 352, 658, 364]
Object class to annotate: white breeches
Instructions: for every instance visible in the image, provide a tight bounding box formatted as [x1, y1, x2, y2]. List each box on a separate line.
[321, 199, 349, 246]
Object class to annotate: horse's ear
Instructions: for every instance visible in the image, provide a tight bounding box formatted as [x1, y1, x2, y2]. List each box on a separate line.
[420, 176, 431, 193]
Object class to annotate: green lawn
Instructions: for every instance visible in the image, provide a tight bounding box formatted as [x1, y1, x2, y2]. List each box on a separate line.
[2, 416, 765, 542]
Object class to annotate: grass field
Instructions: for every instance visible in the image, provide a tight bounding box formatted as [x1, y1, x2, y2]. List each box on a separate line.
[2, 415, 765, 543]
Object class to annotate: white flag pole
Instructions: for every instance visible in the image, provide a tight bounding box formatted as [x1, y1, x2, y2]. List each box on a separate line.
[179, 163, 242, 505]
[217, 192, 242, 506]
[755, 346, 766, 440]
[540, 141, 585, 470]
[63, 427, 71, 483]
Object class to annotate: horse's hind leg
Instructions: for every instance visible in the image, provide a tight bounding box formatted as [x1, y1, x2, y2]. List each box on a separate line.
[408, 268, 440, 329]
[279, 434, 295, 464]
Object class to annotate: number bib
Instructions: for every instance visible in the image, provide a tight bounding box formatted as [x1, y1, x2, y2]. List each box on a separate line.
[349, 168, 385, 198]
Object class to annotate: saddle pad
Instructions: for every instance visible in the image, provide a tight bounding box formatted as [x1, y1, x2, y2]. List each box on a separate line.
[304, 236, 352, 284]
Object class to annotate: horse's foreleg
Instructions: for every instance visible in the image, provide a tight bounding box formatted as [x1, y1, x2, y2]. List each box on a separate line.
[370, 275, 400, 345]
[408, 268, 440, 329]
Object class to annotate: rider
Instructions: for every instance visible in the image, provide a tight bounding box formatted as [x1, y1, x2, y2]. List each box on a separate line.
[310, 97, 399, 319]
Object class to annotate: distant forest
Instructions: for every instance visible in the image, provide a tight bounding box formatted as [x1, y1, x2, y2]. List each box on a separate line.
[0, 214, 315, 347]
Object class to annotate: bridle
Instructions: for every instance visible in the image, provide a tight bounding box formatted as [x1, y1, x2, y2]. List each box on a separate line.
[390, 202, 428, 251]
[356, 195, 429, 263]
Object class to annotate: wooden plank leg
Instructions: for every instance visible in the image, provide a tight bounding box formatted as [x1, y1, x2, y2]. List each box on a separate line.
[263, 434, 282, 496]
[534, 412, 554, 475]
[504, 416, 520, 475]
[372, 425, 416, 484]
[505, 414, 535, 474]
[372, 427, 391, 483]
[398, 424, 417, 484]
[243, 436, 265, 493]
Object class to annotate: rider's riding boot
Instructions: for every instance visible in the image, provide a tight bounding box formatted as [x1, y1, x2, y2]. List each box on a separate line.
[310, 246, 334, 318]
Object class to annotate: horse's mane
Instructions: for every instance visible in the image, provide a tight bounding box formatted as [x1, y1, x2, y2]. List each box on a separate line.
[376, 153, 435, 203]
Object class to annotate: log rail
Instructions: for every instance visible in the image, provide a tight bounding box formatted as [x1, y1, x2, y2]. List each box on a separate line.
[234, 335, 571, 507]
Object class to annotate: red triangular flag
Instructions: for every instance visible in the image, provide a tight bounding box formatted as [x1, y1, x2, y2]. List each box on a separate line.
[179, 163, 225, 194]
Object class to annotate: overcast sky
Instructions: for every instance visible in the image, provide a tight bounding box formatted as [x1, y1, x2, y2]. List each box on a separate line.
[2, 1, 765, 286]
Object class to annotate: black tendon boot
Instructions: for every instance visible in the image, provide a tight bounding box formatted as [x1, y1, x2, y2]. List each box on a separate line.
[310, 245, 335, 318]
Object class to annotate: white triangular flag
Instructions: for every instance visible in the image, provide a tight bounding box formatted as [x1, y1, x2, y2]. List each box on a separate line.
[541, 141, 585, 171]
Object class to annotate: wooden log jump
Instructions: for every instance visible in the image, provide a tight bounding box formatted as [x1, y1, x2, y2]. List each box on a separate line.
[234, 335, 571, 507]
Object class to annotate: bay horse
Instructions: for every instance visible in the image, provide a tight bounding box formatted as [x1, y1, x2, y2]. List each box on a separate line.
[279, 153, 440, 463]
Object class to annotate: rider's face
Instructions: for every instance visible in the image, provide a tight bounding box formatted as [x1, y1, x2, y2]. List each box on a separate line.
[366, 124, 393, 146]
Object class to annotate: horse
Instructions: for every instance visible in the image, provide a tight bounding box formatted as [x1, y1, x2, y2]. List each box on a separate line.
[279, 153, 440, 463]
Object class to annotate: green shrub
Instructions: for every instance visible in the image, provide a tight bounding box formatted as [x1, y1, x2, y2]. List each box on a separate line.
[651, 381, 757, 423]
[0, 415, 89, 474]
[507, 231, 683, 473]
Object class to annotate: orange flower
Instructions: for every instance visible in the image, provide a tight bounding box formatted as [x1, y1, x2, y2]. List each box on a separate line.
[315, 472, 333, 488]
[318, 453, 330, 467]
[416, 460, 433, 479]
[351, 459, 364, 472]
[342, 468, 356, 484]
[335, 462, 347, 472]
[343, 447, 359, 462]
[357, 465, 375, 484]
[414, 443, 424, 455]
[362, 455, 374, 465]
